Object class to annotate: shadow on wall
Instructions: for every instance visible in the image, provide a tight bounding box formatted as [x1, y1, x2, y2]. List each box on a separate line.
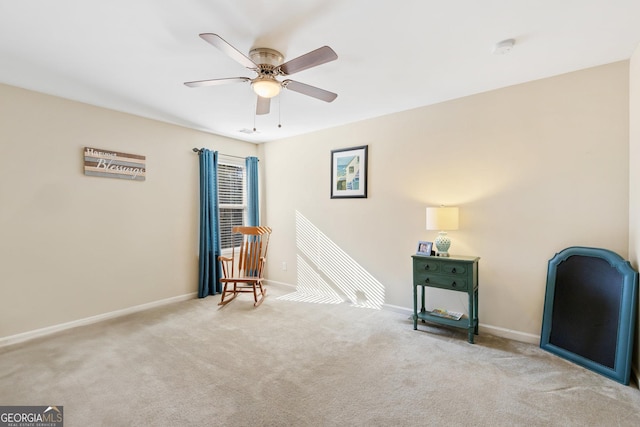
[277, 211, 385, 309]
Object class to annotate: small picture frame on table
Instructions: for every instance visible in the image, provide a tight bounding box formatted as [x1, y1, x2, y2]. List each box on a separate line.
[416, 241, 433, 256]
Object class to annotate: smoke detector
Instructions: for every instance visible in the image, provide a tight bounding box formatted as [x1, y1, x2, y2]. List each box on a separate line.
[239, 128, 259, 134]
[493, 38, 515, 55]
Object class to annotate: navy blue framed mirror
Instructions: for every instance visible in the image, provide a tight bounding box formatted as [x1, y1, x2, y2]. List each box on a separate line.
[540, 246, 638, 385]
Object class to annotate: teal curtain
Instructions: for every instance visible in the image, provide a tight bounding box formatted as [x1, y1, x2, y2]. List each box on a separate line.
[246, 156, 260, 226]
[198, 149, 222, 297]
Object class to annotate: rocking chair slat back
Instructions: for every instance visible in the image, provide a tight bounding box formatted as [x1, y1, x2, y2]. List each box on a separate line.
[235, 226, 270, 277]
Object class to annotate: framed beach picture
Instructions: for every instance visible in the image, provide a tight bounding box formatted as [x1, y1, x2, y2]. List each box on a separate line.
[416, 241, 433, 256]
[330, 145, 368, 198]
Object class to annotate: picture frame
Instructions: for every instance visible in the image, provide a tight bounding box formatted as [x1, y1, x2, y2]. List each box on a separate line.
[416, 241, 433, 256]
[330, 145, 368, 199]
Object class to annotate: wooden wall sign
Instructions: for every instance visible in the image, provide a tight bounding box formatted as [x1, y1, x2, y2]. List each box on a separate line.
[84, 147, 146, 181]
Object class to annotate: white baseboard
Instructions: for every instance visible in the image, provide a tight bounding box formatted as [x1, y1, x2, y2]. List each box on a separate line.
[264, 280, 296, 289]
[382, 303, 413, 315]
[383, 303, 540, 345]
[480, 324, 540, 344]
[0, 292, 197, 348]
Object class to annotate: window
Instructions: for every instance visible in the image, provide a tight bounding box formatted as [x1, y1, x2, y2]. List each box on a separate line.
[217, 157, 246, 250]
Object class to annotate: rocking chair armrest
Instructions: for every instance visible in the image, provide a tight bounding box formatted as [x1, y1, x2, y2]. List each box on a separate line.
[218, 255, 232, 262]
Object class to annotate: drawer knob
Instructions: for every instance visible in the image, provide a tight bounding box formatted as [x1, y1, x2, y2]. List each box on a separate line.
[424, 265, 430, 270]
[452, 281, 457, 287]
[425, 278, 430, 284]
[452, 268, 457, 273]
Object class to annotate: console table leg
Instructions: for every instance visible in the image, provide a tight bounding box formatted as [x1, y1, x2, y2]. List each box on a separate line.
[475, 288, 479, 335]
[413, 284, 418, 330]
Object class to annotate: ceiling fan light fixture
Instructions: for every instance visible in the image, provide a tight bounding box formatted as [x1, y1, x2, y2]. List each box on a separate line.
[252, 77, 281, 98]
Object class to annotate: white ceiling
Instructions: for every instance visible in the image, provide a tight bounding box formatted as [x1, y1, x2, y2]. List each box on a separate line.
[1, 0, 640, 143]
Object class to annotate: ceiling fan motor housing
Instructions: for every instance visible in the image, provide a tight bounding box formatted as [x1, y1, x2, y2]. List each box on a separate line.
[250, 48, 284, 69]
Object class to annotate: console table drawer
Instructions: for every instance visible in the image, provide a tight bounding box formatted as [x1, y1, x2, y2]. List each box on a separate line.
[415, 273, 468, 291]
[414, 259, 442, 273]
[441, 263, 467, 275]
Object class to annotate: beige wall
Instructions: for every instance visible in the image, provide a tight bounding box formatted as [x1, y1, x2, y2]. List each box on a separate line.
[0, 60, 633, 348]
[0, 83, 257, 339]
[261, 61, 630, 342]
[629, 44, 640, 378]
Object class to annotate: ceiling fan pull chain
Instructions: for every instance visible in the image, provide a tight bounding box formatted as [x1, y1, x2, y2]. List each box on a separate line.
[278, 95, 282, 128]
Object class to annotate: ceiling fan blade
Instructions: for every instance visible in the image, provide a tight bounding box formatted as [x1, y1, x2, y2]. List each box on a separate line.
[283, 80, 338, 102]
[279, 46, 337, 75]
[256, 96, 270, 115]
[199, 33, 257, 70]
[184, 77, 250, 87]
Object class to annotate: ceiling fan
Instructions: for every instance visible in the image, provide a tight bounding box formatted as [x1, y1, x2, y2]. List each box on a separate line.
[184, 33, 338, 115]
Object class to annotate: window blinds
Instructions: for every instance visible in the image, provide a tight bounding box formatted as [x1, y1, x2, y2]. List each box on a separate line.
[217, 158, 246, 250]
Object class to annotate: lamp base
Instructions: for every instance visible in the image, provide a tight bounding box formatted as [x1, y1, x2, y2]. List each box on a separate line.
[434, 231, 451, 257]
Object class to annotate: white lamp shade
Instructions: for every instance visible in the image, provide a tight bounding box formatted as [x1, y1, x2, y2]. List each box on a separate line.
[251, 78, 281, 98]
[426, 207, 459, 231]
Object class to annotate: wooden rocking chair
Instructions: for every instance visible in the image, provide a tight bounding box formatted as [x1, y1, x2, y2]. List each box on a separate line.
[218, 226, 272, 307]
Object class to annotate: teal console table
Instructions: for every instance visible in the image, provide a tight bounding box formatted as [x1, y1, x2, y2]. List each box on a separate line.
[412, 255, 480, 343]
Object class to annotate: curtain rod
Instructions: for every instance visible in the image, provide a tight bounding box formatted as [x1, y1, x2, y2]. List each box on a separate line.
[192, 148, 256, 161]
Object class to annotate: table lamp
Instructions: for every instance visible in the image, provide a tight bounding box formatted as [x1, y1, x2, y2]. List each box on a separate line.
[426, 206, 459, 257]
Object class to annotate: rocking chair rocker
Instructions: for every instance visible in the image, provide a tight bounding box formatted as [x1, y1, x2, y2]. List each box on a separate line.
[218, 226, 272, 307]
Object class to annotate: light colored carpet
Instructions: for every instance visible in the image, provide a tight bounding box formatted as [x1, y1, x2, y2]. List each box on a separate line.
[1, 284, 640, 426]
